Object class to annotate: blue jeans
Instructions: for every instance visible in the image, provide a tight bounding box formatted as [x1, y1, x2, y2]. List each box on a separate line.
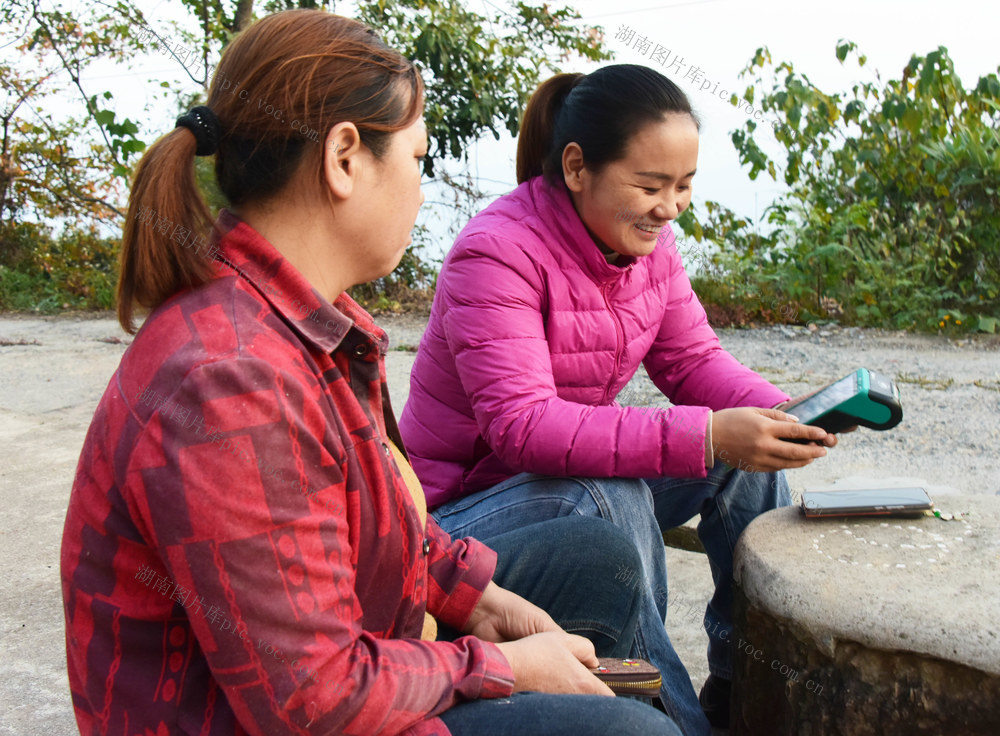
[440, 691, 680, 736]
[439, 516, 679, 735]
[432, 464, 791, 736]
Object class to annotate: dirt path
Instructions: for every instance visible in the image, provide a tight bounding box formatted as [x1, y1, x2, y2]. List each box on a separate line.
[1, 314, 996, 734]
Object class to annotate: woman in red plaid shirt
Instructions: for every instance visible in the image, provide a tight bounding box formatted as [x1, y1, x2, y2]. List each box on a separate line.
[59, 9, 678, 736]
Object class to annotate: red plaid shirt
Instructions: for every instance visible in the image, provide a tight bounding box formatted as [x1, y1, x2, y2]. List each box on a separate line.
[61, 210, 514, 736]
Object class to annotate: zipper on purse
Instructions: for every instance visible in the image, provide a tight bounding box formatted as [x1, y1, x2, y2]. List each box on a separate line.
[608, 677, 663, 690]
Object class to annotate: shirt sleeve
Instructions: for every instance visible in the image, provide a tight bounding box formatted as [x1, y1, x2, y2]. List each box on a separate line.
[123, 356, 513, 736]
[424, 518, 499, 631]
[439, 236, 715, 480]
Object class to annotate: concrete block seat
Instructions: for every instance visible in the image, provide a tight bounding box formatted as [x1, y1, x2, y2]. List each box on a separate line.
[730, 494, 1000, 735]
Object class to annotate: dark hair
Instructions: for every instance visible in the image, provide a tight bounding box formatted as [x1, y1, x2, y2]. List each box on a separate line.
[515, 64, 698, 185]
[118, 10, 423, 333]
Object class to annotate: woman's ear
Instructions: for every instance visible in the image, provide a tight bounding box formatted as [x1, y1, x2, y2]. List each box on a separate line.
[562, 142, 587, 193]
[323, 123, 363, 200]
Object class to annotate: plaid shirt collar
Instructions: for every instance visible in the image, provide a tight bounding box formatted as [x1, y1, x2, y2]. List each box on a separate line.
[213, 209, 389, 359]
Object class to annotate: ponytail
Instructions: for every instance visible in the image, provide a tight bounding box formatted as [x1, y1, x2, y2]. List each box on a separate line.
[117, 127, 216, 334]
[515, 64, 699, 187]
[516, 73, 583, 184]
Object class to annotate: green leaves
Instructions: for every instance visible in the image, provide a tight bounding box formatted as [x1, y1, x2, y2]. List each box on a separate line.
[356, 0, 610, 176]
[4, 0, 610, 312]
[681, 41, 1000, 331]
[900, 106, 922, 134]
[835, 40, 855, 63]
[88, 94, 146, 170]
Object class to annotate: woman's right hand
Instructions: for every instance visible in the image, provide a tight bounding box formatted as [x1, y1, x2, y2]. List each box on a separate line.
[495, 632, 614, 696]
[711, 406, 831, 472]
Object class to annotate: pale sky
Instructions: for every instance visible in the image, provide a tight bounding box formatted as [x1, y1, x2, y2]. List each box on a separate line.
[28, 0, 1000, 248]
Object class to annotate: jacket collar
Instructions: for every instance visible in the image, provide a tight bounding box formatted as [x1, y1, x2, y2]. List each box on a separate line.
[529, 176, 639, 283]
[213, 209, 387, 358]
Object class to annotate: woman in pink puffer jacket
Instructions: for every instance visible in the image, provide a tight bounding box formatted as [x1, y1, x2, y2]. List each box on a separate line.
[399, 64, 838, 736]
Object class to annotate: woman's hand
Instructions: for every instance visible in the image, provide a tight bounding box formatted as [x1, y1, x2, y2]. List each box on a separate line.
[463, 582, 562, 643]
[495, 632, 614, 696]
[711, 406, 834, 472]
[774, 396, 857, 443]
[468, 583, 614, 695]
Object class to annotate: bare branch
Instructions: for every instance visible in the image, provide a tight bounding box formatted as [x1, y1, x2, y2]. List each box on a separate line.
[28, 0, 118, 160]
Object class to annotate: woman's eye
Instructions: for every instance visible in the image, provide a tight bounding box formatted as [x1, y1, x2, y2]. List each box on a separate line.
[642, 187, 659, 195]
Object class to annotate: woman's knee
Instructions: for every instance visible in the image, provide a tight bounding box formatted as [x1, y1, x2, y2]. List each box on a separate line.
[612, 697, 683, 735]
[542, 516, 645, 593]
[553, 517, 646, 652]
[441, 692, 681, 736]
[579, 696, 681, 735]
[575, 476, 657, 520]
[489, 516, 645, 654]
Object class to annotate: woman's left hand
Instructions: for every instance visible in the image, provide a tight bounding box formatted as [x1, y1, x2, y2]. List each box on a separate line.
[463, 581, 563, 643]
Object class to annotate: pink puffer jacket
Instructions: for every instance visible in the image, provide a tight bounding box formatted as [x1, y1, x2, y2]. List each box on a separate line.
[398, 176, 788, 508]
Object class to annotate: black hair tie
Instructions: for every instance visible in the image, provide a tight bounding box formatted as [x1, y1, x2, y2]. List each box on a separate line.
[175, 106, 221, 156]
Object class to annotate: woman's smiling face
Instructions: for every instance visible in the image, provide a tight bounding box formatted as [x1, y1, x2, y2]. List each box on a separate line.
[562, 113, 699, 259]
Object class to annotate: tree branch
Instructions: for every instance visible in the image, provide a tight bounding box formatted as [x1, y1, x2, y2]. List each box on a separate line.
[233, 0, 254, 33]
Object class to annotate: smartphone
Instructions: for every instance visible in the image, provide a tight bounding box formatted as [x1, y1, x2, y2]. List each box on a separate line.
[801, 487, 933, 518]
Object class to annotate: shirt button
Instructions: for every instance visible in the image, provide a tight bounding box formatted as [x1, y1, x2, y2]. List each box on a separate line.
[382, 442, 390, 455]
[422, 538, 430, 555]
[354, 344, 367, 356]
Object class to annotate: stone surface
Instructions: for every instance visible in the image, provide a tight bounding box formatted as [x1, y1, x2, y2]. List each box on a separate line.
[731, 495, 1000, 735]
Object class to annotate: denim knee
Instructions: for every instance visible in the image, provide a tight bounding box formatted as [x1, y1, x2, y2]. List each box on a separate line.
[440, 692, 681, 736]
[502, 516, 645, 655]
[561, 516, 646, 641]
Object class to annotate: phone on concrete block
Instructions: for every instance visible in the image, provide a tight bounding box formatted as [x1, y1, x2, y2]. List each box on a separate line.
[800, 487, 934, 518]
[782, 368, 903, 434]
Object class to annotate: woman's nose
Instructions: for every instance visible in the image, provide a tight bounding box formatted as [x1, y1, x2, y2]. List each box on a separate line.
[653, 199, 679, 221]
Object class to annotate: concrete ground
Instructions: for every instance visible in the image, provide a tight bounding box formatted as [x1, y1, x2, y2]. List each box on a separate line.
[1, 314, 997, 734]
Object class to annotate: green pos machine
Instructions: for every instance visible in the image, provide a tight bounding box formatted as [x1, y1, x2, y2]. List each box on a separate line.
[782, 368, 903, 434]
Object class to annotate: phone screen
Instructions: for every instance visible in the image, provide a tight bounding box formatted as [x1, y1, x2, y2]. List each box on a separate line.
[801, 488, 933, 517]
[784, 374, 856, 425]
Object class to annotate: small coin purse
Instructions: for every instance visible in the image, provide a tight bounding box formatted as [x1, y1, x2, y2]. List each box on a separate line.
[590, 657, 662, 697]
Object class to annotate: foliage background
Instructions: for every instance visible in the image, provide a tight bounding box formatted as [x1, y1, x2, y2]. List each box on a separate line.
[0, 0, 609, 313]
[675, 42, 1000, 334]
[1, 0, 998, 333]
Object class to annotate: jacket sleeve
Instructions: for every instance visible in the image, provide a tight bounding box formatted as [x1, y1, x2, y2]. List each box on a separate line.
[642, 237, 790, 411]
[124, 356, 513, 736]
[439, 235, 717, 480]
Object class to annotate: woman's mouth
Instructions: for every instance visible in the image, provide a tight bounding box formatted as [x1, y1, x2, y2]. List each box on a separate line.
[633, 222, 662, 234]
